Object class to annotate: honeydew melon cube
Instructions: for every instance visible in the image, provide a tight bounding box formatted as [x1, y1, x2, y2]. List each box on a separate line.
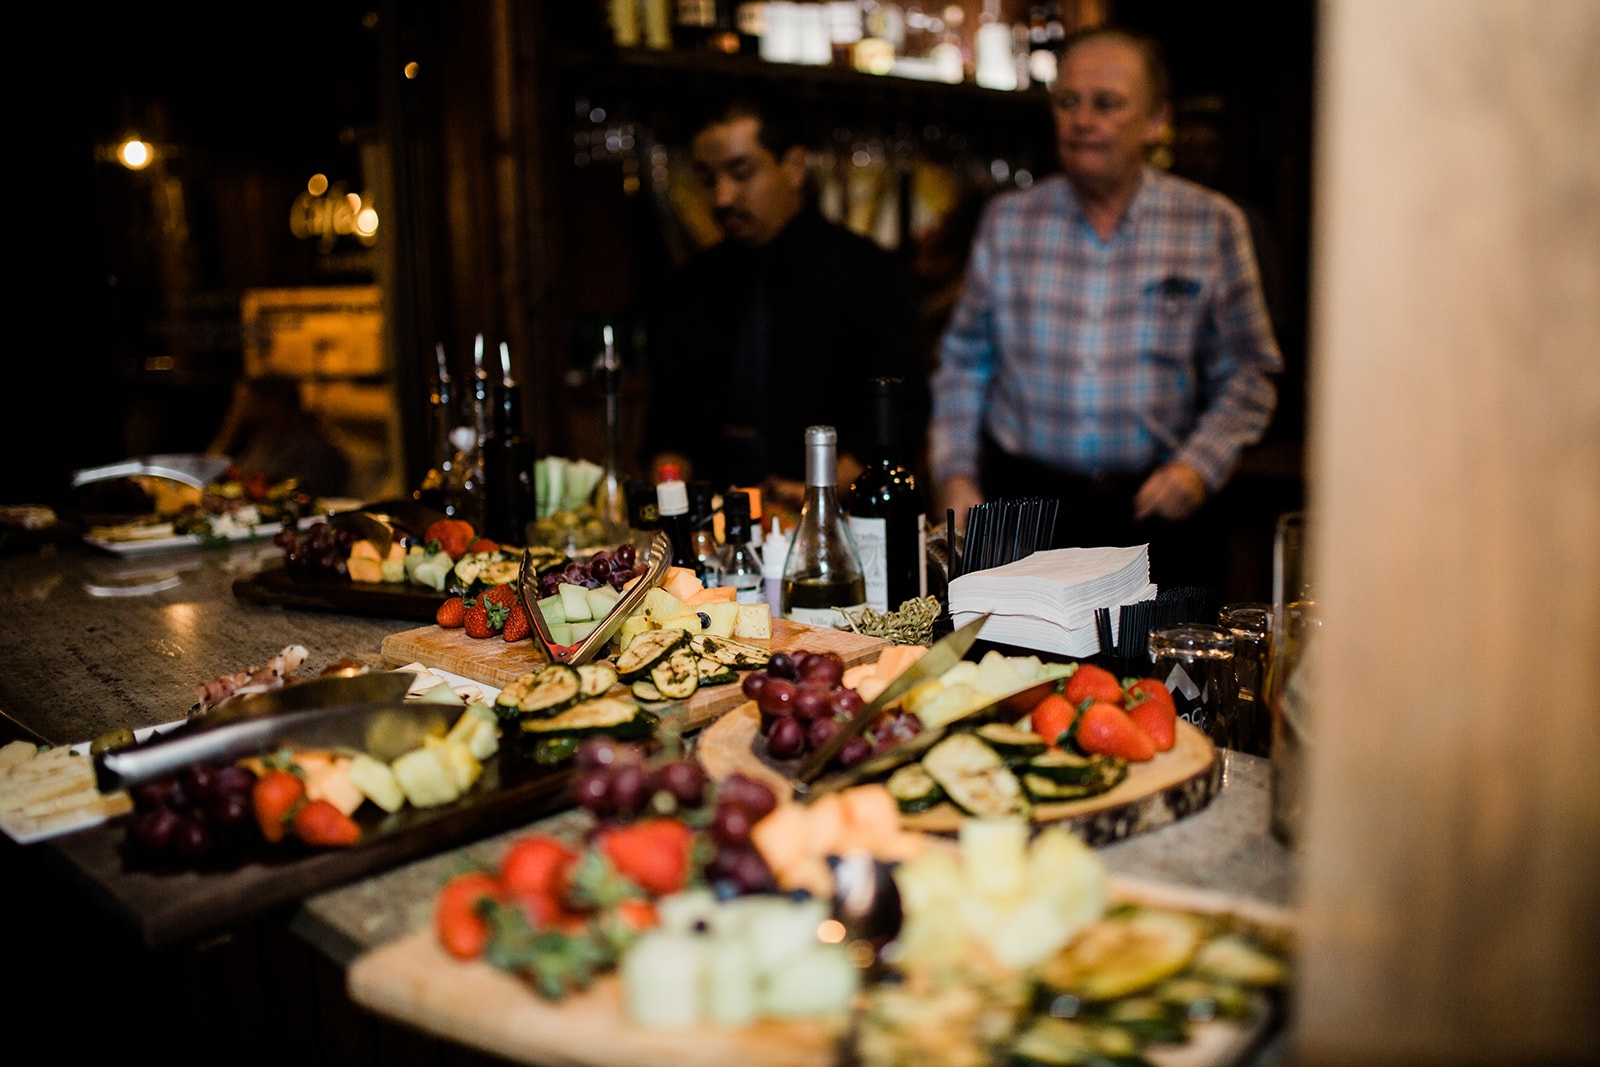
[570, 620, 600, 643]
[558, 582, 593, 622]
[537, 592, 566, 626]
[548, 622, 574, 647]
[757, 943, 858, 1017]
[699, 600, 739, 638]
[622, 931, 706, 1028]
[585, 584, 621, 620]
[705, 936, 759, 1027]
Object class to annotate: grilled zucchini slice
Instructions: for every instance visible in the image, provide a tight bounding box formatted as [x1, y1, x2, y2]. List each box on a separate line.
[885, 762, 945, 814]
[973, 722, 1048, 764]
[631, 679, 667, 702]
[649, 644, 701, 700]
[1007, 1016, 1142, 1067]
[577, 661, 620, 698]
[519, 696, 657, 741]
[1023, 754, 1127, 802]
[695, 657, 739, 687]
[1036, 908, 1204, 1001]
[614, 628, 687, 680]
[498, 664, 583, 717]
[689, 633, 771, 669]
[921, 732, 1029, 819]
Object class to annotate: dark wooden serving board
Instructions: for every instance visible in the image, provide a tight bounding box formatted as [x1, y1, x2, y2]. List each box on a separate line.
[41, 744, 582, 948]
[381, 620, 893, 734]
[233, 566, 445, 622]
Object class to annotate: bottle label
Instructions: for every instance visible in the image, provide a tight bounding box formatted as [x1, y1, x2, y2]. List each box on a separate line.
[786, 604, 866, 630]
[848, 515, 889, 612]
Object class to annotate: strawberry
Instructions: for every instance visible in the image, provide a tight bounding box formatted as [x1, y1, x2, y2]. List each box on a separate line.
[1074, 700, 1157, 762]
[1029, 692, 1079, 748]
[424, 518, 476, 559]
[481, 583, 518, 610]
[436, 871, 502, 960]
[502, 604, 532, 642]
[463, 597, 507, 639]
[1064, 663, 1125, 707]
[468, 537, 500, 555]
[499, 835, 578, 900]
[436, 596, 467, 628]
[292, 798, 361, 847]
[594, 817, 693, 897]
[1123, 678, 1177, 752]
[252, 768, 305, 844]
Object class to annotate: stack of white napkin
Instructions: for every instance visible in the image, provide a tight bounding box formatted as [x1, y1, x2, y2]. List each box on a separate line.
[948, 545, 1157, 658]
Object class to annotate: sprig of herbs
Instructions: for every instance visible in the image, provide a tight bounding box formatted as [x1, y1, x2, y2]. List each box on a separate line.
[845, 596, 942, 646]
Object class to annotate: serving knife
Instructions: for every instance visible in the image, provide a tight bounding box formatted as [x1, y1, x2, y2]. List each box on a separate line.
[790, 612, 989, 790]
[95, 697, 457, 794]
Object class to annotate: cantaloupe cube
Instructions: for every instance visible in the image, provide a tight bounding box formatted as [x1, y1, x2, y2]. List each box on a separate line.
[684, 585, 737, 605]
[841, 663, 878, 691]
[750, 802, 812, 884]
[803, 792, 846, 856]
[663, 566, 704, 603]
[836, 785, 901, 852]
[302, 755, 365, 816]
[873, 644, 928, 681]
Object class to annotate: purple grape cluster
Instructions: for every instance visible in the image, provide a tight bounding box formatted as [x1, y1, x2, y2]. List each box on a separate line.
[571, 737, 708, 821]
[273, 520, 354, 577]
[126, 760, 260, 864]
[743, 650, 924, 770]
[536, 543, 647, 597]
[702, 773, 779, 897]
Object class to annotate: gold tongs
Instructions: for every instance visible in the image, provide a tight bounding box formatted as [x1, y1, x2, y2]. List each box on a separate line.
[517, 531, 672, 666]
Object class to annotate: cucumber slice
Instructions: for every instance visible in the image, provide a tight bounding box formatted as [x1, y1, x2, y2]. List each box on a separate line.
[689, 633, 771, 669]
[498, 664, 583, 717]
[519, 696, 657, 740]
[615, 628, 688, 680]
[650, 645, 701, 700]
[576, 661, 620, 698]
[885, 762, 945, 814]
[1036, 908, 1204, 1001]
[973, 722, 1047, 764]
[921, 733, 1029, 819]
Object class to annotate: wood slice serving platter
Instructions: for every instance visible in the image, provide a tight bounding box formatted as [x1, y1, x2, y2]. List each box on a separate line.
[381, 619, 891, 734]
[347, 876, 1288, 1067]
[697, 703, 1222, 846]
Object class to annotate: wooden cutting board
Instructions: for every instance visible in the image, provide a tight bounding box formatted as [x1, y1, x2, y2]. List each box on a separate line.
[697, 705, 1221, 845]
[381, 620, 891, 734]
[346, 876, 1287, 1067]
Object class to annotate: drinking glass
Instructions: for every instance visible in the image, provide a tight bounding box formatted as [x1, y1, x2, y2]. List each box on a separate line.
[1266, 510, 1317, 846]
[1148, 623, 1235, 747]
[1218, 602, 1272, 757]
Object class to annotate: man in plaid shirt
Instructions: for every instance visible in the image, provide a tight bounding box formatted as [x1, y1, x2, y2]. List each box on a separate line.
[928, 27, 1281, 587]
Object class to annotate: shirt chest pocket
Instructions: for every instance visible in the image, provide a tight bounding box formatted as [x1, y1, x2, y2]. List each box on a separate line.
[1139, 275, 1205, 362]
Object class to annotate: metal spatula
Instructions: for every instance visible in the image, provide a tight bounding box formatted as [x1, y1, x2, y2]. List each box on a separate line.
[71, 453, 234, 490]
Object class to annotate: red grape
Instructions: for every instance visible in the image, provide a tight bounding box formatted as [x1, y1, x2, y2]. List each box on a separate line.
[130, 807, 180, 853]
[577, 737, 640, 771]
[608, 762, 650, 817]
[807, 716, 843, 751]
[652, 759, 708, 808]
[829, 687, 865, 718]
[767, 651, 796, 680]
[722, 846, 776, 894]
[710, 803, 755, 847]
[718, 774, 778, 820]
[615, 543, 636, 569]
[837, 736, 872, 768]
[741, 672, 770, 702]
[757, 677, 796, 717]
[798, 652, 844, 688]
[572, 769, 616, 816]
[172, 815, 213, 858]
[792, 682, 832, 721]
[765, 716, 807, 759]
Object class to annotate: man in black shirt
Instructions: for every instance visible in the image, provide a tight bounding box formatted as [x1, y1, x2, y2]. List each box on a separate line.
[643, 94, 923, 504]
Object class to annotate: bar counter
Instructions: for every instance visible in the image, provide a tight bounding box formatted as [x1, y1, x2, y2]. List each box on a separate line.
[0, 537, 1295, 1065]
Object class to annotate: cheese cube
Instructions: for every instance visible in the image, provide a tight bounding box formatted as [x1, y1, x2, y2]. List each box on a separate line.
[733, 603, 772, 639]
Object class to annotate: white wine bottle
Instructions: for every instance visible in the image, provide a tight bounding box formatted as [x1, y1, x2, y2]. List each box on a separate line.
[781, 425, 866, 629]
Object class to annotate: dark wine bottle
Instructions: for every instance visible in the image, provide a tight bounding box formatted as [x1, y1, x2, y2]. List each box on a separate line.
[655, 478, 703, 577]
[481, 341, 537, 545]
[845, 376, 926, 612]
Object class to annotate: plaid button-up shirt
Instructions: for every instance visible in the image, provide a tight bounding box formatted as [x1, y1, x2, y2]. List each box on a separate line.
[929, 167, 1282, 490]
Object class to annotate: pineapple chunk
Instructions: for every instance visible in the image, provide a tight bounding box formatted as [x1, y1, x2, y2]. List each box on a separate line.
[617, 613, 653, 651]
[390, 746, 460, 808]
[446, 706, 500, 761]
[642, 587, 691, 622]
[663, 612, 707, 636]
[426, 736, 482, 793]
[733, 603, 772, 639]
[699, 600, 739, 638]
[347, 753, 407, 813]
